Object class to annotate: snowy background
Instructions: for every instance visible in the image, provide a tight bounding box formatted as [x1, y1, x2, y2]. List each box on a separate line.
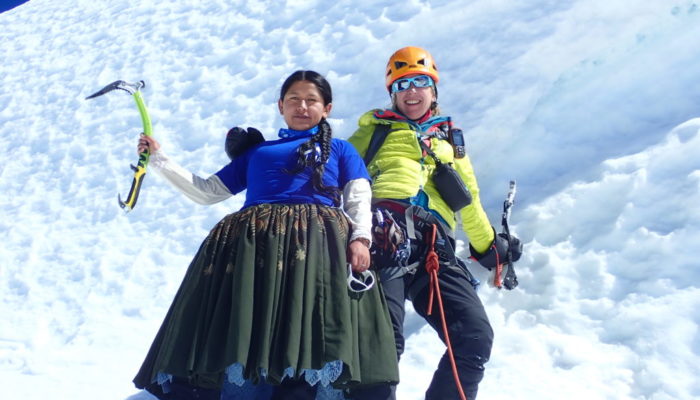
[1, 0, 699, 399]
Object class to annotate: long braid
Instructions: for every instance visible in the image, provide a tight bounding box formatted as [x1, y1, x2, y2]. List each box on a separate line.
[313, 118, 340, 205]
[284, 118, 340, 206]
[279, 70, 340, 206]
[285, 136, 317, 173]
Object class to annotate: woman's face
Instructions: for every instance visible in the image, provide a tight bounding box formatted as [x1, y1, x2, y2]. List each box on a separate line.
[278, 80, 332, 131]
[392, 74, 436, 120]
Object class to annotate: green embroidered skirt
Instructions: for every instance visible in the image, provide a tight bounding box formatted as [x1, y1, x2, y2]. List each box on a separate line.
[133, 203, 399, 391]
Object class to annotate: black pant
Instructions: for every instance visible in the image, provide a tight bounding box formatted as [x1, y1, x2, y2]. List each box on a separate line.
[352, 265, 492, 400]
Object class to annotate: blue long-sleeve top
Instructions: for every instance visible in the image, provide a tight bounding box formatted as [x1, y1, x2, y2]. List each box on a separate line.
[215, 130, 370, 208]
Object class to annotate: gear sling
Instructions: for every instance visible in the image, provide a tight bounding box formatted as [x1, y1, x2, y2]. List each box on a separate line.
[363, 123, 477, 400]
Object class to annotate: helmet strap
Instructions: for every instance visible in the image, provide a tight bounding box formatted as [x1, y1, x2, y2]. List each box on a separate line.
[430, 86, 439, 112]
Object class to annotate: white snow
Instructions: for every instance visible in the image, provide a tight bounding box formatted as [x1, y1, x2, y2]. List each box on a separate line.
[1, 1, 699, 399]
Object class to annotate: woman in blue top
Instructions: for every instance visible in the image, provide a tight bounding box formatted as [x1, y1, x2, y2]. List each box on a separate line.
[132, 70, 399, 400]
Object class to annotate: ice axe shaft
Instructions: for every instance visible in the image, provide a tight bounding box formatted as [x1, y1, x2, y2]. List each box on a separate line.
[502, 180, 516, 228]
[85, 80, 152, 212]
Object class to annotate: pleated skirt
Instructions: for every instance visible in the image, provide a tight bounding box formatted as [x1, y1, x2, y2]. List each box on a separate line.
[133, 203, 399, 391]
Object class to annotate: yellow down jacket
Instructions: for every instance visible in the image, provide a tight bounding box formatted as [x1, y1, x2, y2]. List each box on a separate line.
[347, 110, 495, 254]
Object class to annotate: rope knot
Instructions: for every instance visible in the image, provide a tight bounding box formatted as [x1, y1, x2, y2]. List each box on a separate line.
[422, 223, 467, 400]
[424, 224, 439, 315]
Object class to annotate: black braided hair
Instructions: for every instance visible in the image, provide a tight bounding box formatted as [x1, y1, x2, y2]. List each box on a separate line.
[280, 71, 341, 206]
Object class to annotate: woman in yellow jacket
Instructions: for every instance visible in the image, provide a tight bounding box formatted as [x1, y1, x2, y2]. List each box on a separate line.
[347, 47, 522, 400]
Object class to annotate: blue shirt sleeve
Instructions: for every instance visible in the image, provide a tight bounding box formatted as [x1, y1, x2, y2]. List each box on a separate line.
[214, 153, 249, 195]
[334, 139, 370, 187]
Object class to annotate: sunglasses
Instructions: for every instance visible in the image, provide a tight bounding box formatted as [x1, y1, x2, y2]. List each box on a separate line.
[347, 264, 376, 292]
[390, 75, 435, 93]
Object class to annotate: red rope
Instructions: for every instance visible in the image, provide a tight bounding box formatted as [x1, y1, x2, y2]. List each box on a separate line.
[424, 224, 467, 400]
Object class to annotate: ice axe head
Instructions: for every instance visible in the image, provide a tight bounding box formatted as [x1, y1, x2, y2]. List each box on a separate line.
[85, 80, 145, 100]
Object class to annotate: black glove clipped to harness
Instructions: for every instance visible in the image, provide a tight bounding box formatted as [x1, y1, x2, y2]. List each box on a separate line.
[225, 126, 265, 160]
[470, 231, 522, 271]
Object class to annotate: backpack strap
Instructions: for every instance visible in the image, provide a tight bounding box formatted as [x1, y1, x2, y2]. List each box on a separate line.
[417, 138, 444, 166]
[363, 123, 391, 166]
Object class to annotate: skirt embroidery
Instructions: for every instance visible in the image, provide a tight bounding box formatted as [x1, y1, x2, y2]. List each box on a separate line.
[133, 203, 398, 391]
[224, 359, 344, 387]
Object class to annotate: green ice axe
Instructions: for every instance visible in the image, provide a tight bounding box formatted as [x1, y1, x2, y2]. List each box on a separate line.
[86, 80, 152, 212]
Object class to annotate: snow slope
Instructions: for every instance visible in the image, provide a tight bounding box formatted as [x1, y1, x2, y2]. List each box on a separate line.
[1, 1, 699, 399]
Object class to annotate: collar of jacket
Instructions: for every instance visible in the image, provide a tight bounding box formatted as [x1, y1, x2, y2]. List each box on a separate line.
[373, 109, 451, 137]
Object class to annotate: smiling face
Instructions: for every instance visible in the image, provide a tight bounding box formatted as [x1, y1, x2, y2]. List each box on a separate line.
[392, 74, 436, 121]
[278, 80, 332, 131]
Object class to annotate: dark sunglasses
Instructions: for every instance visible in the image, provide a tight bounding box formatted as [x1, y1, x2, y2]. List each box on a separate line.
[390, 75, 434, 93]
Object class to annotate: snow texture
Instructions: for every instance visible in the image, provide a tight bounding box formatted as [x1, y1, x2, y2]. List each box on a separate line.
[1, 1, 699, 399]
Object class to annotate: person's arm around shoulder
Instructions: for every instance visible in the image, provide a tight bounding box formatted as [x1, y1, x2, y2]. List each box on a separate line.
[138, 134, 232, 205]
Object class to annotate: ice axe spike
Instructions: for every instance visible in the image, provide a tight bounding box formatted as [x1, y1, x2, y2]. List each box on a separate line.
[86, 80, 152, 212]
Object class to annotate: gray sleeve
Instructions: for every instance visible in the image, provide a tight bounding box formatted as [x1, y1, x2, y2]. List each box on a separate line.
[342, 178, 373, 244]
[149, 150, 232, 205]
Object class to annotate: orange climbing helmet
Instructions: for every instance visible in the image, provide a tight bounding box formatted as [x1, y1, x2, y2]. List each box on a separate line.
[385, 46, 440, 90]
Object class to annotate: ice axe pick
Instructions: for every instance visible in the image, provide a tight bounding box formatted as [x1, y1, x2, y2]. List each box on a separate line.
[85, 80, 152, 212]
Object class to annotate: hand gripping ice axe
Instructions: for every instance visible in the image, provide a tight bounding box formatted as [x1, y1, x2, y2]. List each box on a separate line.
[85, 80, 152, 212]
[497, 180, 519, 290]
